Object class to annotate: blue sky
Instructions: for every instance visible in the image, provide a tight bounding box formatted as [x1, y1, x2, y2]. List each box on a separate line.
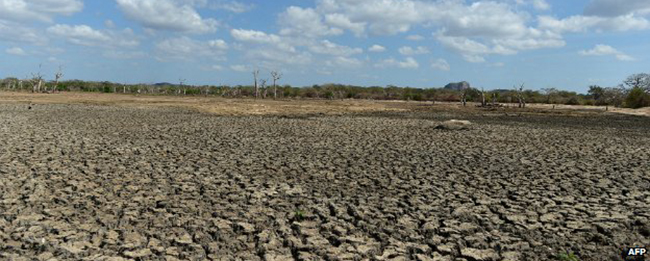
[1, 0, 649, 92]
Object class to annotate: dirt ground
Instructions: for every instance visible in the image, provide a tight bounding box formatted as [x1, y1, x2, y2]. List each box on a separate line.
[0, 92, 649, 261]
[1, 91, 648, 117]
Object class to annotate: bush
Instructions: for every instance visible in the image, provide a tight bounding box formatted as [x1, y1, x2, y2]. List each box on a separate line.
[565, 97, 579, 105]
[625, 87, 650, 108]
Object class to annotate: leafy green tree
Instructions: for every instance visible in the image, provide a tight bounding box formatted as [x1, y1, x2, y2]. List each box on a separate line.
[625, 87, 650, 108]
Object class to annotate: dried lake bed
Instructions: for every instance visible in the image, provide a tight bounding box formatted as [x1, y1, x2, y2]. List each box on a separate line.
[0, 96, 649, 260]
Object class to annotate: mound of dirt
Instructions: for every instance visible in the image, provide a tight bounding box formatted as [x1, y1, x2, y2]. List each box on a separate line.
[435, 119, 472, 130]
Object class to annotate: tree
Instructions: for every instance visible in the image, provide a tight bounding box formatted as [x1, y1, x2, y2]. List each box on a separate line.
[624, 73, 650, 93]
[271, 71, 282, 99]
[515, 83, 526, 108]
[51, 66, 63, 92]
[587, 85, 604, 104]
[252, 69, 259, 99]
[625, 87, 650, 108]
[542, 87, 558, 104]
[478, 87, 486, 107]
[603, 86, 626, 109]
[460, 88, 467, 106]
[260, 79, 268, 99]
[31, 64, 44, 93]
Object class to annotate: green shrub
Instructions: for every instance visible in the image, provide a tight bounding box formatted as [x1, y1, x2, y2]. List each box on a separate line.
[625, 87, 650, 108]
[556, 251, 579, 261]
[565, 97, 579, 105]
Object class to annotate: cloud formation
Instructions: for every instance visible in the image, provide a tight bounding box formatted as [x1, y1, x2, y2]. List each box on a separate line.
[579, 44, 634, 61]
[116, 0, 218, 33]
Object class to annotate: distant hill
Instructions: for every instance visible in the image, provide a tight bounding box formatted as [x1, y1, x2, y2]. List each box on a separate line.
[154, 82, 174, 86]
[444, 81, 471, 91]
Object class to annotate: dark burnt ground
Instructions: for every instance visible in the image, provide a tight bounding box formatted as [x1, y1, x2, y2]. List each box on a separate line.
[0, 103, 648, 261]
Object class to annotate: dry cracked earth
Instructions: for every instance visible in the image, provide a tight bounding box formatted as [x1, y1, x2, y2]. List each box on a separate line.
[0, 103, 649, 261]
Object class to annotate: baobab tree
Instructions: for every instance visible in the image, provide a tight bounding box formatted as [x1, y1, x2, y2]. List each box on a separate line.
[52, 65, 63, 92]
[252, 69, 260, 99]
[260, 79, 268, 99]
[31, 64, 44, 93]
[624, 73, 650, 93]
[271, 70, 282, 99]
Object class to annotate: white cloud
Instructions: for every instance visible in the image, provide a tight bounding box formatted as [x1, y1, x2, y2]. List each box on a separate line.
[324, 13, 365, 37]
[279, 6, 342, 38]
[376, 57, 419, 69]
[436, 34, 495, 63]
[316, 0, 430, 35]
[201, 64, 225, 71]
[368, 44, 386, 52]
[314, 0, 566, 62]
[209, 1, 254, 13]
[230, 64, 251, 72]
[579, 44, 635, 61]
[0, 20, 45, 44]
[431, 59, 450, 71]
[309, 40, 362, 56]
[326, 56, 363, 68]
[245, 49, 312, 65]
[539, 14, 650, 33]
[209, 39, 229, 50]
[406, 34, 424, 41]
[104, 19, 115, 28]
[398, 46, 430, 56]
[532, 0, 550, 11]
[103, 50, 146, 59]
[47, 24, 139, 48]
[0, 0, 83, 22]
[115, 0, 218, 33]
[5, 47, 25, 55]
[230, 29, 295, 52]
[584, 0, 650, 17]
[155, 36, 228, 60]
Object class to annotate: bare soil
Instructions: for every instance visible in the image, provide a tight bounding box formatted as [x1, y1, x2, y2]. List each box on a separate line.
[0, 92, 649, 261]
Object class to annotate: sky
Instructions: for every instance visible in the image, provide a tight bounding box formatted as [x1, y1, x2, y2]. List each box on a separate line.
[1, 0, 649, 92]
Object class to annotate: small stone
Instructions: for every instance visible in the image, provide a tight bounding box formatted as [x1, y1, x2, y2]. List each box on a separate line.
[174, 233, 193, 244]
[460, 248, 499, 261]
[36, 252, 54, 261]
[237, 222, 255, 234]
[124, 248, 152, 258]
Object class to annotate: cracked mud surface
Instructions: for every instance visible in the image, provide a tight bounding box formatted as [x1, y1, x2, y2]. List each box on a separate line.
[1, 103, 649, 261]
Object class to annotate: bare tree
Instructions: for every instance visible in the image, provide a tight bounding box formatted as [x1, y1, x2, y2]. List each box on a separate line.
[479, 87, 486, 107]
[624, 73, 650, 93]
[31, 64, 44, 93]
[460, 88, 467, 107]
[271, 71, 282, 100]
[260, 79, 268, 99]
[179, 78, 186, 95]
[541, 87, 558, 104]
[514, 83, 526, 108]
[252, 69, 260, 99]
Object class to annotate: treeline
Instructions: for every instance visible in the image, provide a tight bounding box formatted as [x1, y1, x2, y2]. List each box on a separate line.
[1, 73, 648, 108]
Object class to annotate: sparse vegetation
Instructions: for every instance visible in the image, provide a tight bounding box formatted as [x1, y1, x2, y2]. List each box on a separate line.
[556, 251, 580, 261]
[1, 72, 649, 108]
